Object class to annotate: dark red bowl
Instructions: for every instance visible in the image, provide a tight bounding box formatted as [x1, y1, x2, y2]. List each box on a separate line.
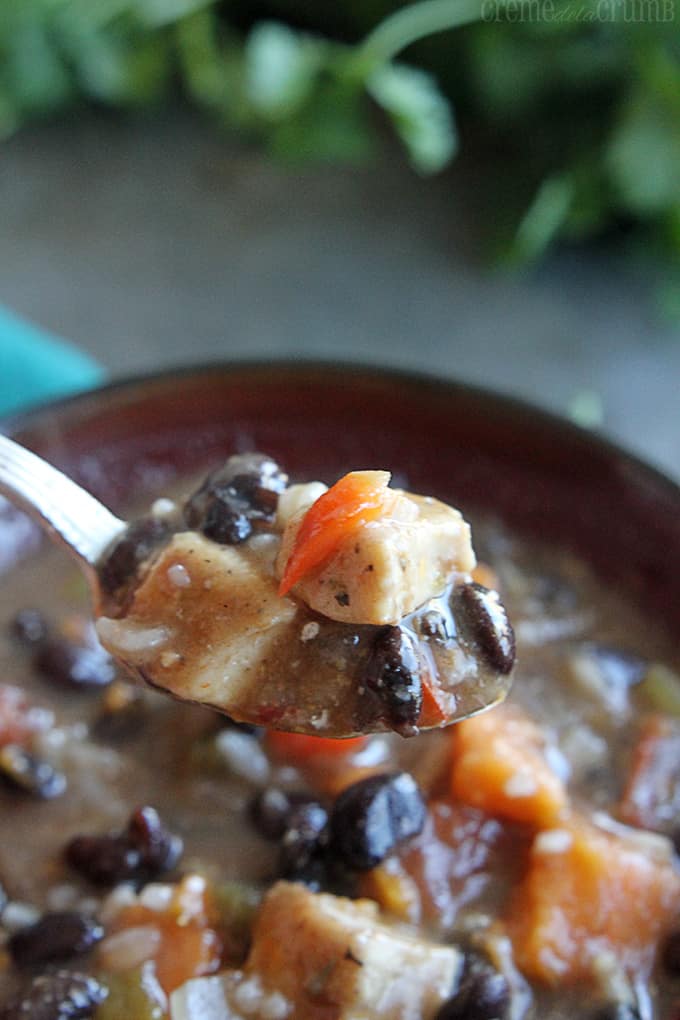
[4, 361, 680, 639]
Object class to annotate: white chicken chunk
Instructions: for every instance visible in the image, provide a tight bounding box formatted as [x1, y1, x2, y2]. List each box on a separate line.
[276, 484, 476, 625]
[97, 531, 299, 708]
[173, 881, 462, 1020]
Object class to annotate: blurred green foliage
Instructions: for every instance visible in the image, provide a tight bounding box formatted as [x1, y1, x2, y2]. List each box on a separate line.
[1, 0, 679, 273]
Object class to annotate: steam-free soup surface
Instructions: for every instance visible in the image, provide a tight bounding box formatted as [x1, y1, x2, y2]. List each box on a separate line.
[0, 484, 679, 1020]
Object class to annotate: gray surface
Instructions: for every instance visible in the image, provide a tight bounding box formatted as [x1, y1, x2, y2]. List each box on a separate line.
[2, 112, 679, 479]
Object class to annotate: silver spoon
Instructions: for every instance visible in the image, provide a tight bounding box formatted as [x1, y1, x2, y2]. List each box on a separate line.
[0, 433, 126, 595]
[0, 434, 514, 737]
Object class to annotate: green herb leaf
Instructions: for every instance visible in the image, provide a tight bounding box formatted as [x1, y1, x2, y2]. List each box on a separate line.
[137, 0, 215, 29]
[175, 8, 240, 115]
[506, 174, 575, 265]
[1, 5, 73, 115]
[267, 77, 375, 164]
[244, 21, 326, 121]
[367, 62, 456, 173]
[607, 94, 680, 216]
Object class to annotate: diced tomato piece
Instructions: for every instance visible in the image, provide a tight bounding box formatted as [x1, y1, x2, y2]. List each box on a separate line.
[506, 813, 680, 985]
[418, 677, 448, 728]
[0, 683, 51, 748]
[265, 730, 368, 762]
[449, 704, 568, 828]
[265, 731, 380, 798]
[278, 470, 394, 595]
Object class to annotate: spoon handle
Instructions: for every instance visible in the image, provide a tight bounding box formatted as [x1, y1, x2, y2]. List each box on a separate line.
[0, 434, 126, 569]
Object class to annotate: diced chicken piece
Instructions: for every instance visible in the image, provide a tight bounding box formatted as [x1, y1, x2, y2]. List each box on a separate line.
[171, 971, 293, 1020]
[276, 490, 476, 625]
[276, 482, 329, 530]
[243, 880, 462, 1020]
[97, 531, 298, 708]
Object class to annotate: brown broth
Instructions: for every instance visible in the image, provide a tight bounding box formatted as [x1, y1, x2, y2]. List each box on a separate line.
[0, 497, 679, 1020]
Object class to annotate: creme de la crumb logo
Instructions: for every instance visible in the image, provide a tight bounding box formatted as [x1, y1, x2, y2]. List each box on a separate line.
[481, 0, 676, 21]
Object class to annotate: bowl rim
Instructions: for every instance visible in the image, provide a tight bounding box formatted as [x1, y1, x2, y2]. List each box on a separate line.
[3, 357, 679, 504]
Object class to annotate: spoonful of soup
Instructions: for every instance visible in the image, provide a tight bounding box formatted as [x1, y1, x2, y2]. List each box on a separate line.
[0, 438, 515, 737]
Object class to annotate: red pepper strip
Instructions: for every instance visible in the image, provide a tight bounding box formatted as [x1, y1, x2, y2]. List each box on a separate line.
[278, 470, 393, 596]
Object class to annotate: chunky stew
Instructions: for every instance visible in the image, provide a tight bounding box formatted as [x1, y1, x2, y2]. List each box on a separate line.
[0, 455, 679, 1020]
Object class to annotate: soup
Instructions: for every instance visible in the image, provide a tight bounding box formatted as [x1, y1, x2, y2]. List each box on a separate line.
[0, 461, 678, 1020]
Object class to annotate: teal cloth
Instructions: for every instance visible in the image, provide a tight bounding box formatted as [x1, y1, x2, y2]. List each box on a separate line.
[0, 306, 104, 417]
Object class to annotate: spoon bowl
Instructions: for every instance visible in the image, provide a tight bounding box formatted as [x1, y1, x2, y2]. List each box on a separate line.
[0, 433, 514, 736]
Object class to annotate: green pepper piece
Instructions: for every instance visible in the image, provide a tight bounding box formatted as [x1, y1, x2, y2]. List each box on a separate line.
[213, 880, 262, 964]
[96, 962, 167, 1020]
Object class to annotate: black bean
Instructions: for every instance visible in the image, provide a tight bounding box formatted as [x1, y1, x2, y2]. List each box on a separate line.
[8, 912, 104, 968]
[590, 1004, 641, 1020]
[364, 626, 423, 737]
[279, 801, 329, 881]
[10, 608, 49, 647]
[65, 835, 142, 887]
[99, 516, 169, 595]
[127, 805, 184, 874]
[0, 970, 107, 1020]
[0, 745, 67, 799]
[280, 855, 329, 892]
[662, 929, 680, 976]
[249, 788, 317, 841]
[183, 453, 287, 546]
[250, 788, 292, 840]
[435, 954, 510, 1020]
[454, 583, 516, 675]
[34, 637, 116, 690]
[65, 806, 182, 886]
[228, 473, 281, 514]
[202, 493, 253, 544]
[328, 771, 426, 871]
[185, 453, 286, 523]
